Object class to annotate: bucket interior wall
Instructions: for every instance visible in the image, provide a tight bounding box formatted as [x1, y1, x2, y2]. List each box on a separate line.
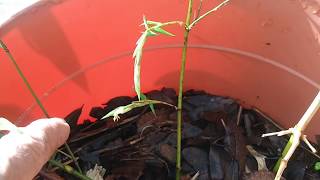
[0, 0, 320, 140]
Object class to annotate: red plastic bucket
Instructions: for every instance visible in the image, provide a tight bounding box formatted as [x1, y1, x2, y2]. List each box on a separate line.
[0, 0, 319, 140]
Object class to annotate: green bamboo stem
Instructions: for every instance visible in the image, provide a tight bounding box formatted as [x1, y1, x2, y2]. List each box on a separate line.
[176, 1, 193, 179]
[49, 160, 92, 180]
[175, 1, 231, 179]
[273, 135, 293, 172]
[0, 40, 84, 177]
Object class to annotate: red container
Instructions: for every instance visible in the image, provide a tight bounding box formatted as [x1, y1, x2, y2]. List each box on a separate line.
[0, 0, 319, 140]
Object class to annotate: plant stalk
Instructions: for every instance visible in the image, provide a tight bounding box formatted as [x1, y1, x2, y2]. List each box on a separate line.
[176, 0, 193, 179]
[188, 0, 230, 30]
[158, 21, 183, 27]
[0, 40, 50, 118]
[273, 135, 293, 171]
[295, 91, 320, 132]
[273, 91, 320, 173]
[175, 1, 232, 179]
[65, 141, 83, 174]
[49, 160, 91, 180]
[0, 40, 83, 176]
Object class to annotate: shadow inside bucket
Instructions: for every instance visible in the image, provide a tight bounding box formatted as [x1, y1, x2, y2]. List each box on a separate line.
[0, 2, 90, 92]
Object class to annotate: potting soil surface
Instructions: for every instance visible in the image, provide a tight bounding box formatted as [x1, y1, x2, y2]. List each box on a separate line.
[37, 88, 320, 180]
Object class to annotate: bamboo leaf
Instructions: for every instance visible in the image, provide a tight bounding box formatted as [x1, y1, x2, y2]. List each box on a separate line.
[153, 27, 175, 36]
[140, 20, 160, 27]
[146, 30, 158, 37]
[142, 16, 149, 30]
[133, 32, 148, 100]
[133, 16, 179, 101]
[0, 118, 19, 132]
[141, 93, 156, 115]
[101, 100, 176, 121]
[134, 32, 148, 56]
[146, 20, 161, 26]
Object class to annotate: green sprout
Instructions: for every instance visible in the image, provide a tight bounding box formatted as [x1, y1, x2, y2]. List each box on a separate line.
[133, 16, 182, 100]
[105, 1, 231, 179]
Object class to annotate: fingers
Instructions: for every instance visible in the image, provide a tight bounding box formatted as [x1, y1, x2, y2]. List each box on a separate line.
[0, 118, 70, 180]
[24, 118, 70, 158]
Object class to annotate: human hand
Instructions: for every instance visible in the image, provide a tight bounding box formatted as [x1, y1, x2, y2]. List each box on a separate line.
[0, 118, 70, 180]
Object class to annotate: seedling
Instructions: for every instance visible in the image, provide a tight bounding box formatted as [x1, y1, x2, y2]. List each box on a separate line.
[2, 1, 316, 179]
[103, 0, 231, 179]
[104, 1, 320, 179]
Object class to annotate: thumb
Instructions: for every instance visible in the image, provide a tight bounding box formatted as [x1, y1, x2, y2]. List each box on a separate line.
[0, 118, 70, 180]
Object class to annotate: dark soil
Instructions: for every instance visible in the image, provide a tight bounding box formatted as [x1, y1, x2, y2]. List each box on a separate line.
[37, 88, 320, 180]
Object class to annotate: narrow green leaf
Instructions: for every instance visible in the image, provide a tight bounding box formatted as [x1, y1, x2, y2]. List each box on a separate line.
[146, 20, 161, 26]
[133, 31, 148, 100]
[146, 30, 158, 37]
[134, 32, 148, 52]
[142, 16, 149, 30]
[0, 133, 4, 138]
[0, 118, 19, 132]
[153, 27, 175, 36]
[133, 16, 178, 101]
[140, 93, 156, 115]
[101, 100, 176, 121]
